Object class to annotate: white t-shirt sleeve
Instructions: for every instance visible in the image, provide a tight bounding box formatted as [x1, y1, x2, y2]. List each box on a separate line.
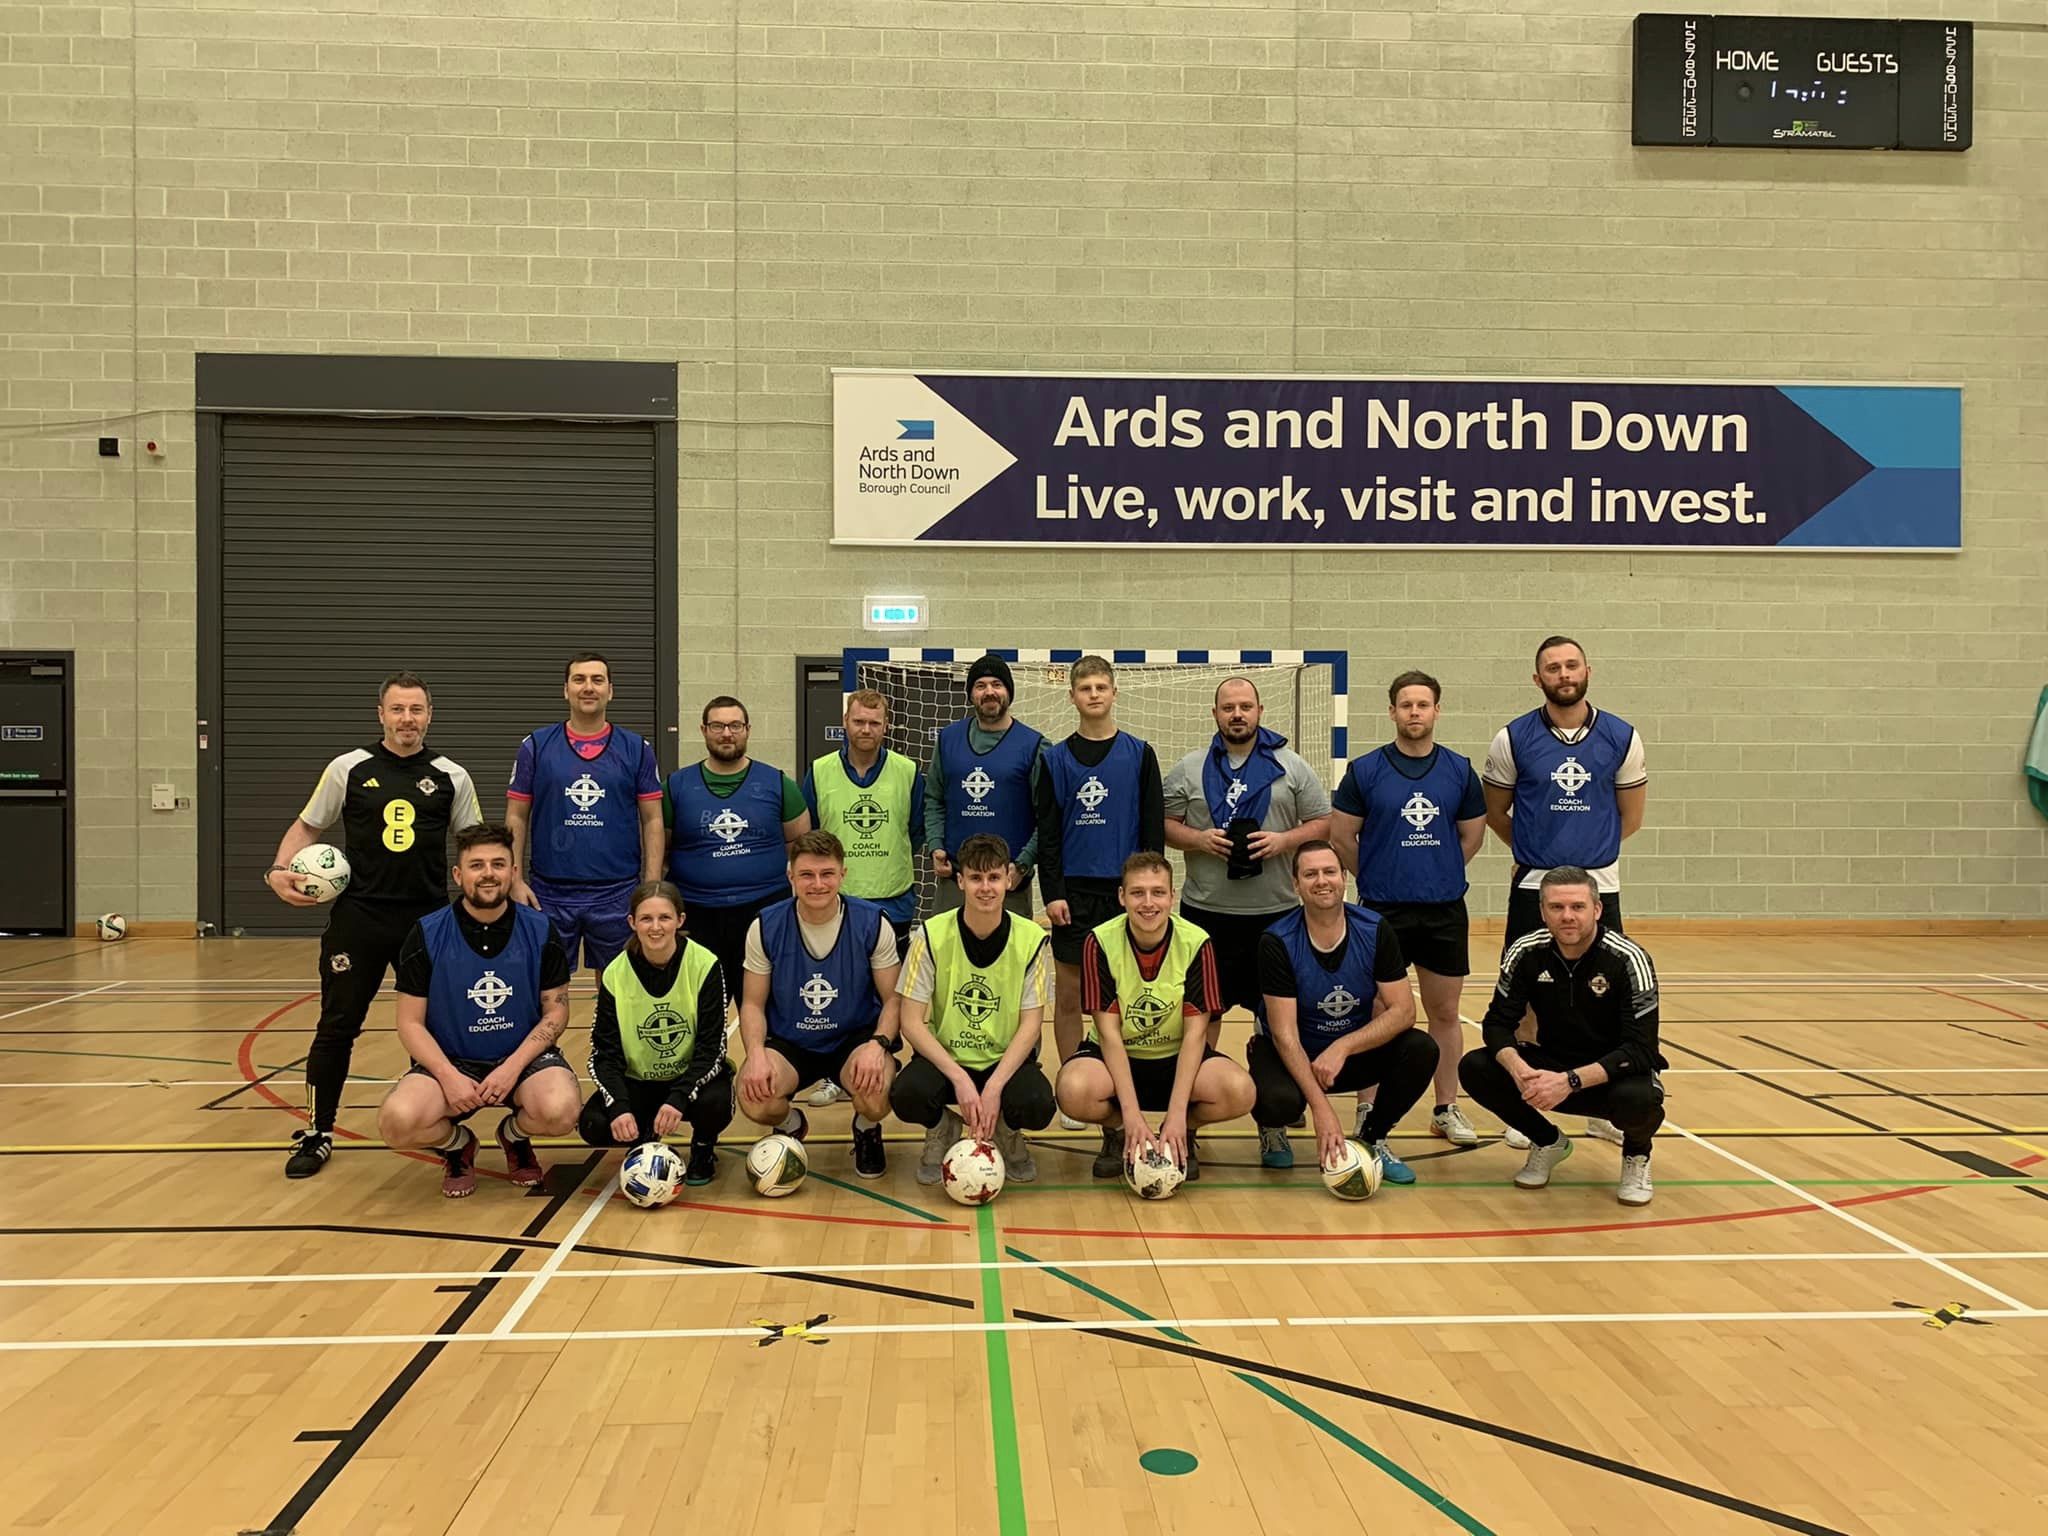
[1285, 751, 1331, 820]
[743, 919, 771, 975]
[870, 921, 900, 971]
[1160, 750, 1199, 819]
[440, 759, 484, 831]
[298, 751, 363, 828]
[1615, 731, 1647, 790]
[1481, 727, 1517, 789]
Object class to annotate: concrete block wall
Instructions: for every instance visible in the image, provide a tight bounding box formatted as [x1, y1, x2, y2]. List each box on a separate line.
[1, 0, 2042, 920]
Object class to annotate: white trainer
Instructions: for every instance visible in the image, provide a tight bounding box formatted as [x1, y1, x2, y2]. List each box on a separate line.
[1585, 1117, 1624, 1145]
[1430, 1105, 1480, 1146]
[809, 1081, 847, 1107]
[1057, 1112, 1086, 1132]
[1513, 1135, 1574, 1189]
[1502, 1126, 1533, 1150]
[1617, 1153, 1654, 1206]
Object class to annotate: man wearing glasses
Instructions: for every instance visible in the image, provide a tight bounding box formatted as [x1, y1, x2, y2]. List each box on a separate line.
[663, 696, 813, 1009]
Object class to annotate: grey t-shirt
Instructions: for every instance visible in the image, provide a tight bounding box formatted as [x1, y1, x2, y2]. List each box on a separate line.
[1162, 744, 1331, 914]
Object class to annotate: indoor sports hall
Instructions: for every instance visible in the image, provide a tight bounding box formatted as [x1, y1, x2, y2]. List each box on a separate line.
[3, 5, 2045, 1535]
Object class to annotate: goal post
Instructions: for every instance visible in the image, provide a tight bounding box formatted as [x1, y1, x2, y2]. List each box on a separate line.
[841, 647, 1350, 915]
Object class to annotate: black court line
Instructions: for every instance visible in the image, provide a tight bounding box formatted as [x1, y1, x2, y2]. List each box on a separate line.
[1816, 1090, 2048, 1099]
[1739, 1036, 2020, 1136]
[0, 949, 100, 976]
[1942, 1020, 2034, 1047]
[247, 1150, 604, 1536]
[1661, 1039, 1895, 1134]
[1012, 1311, 1851, 1536]
[200, 1054, 308, 1111]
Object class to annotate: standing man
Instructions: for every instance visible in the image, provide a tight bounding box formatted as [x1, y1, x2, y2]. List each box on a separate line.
[1163, 677, 1330, 1043]
[804, 687, 926, 952]
[926, 653, 1043, 918]
[1482, 636, 1645, 1148]
[1330, 670, 1489, 1148]
[735, 831, 903, 1177]
[890, 833, 1055, 1184]
[264, 671, 483, 1181]
[664, 695, 811, 1010]
[1037, 655, 1165, 1081]
[1248, 841, 1434, 1183]
[376, 823, 582, 1197]
[507, 652, 663, 973]
[1458, 867, 1664, 1206]
[1054, 852, 1254, 1181]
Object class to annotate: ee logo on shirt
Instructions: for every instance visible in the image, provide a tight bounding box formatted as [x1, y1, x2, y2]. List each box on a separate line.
[382, 799, 417, 852]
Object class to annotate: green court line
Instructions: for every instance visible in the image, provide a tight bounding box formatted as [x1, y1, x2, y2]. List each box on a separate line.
[806, 1168, 949, 1223]
[1024, 1176, 2047, 1191]
[977, 1207, 1029, 1536]
[1007, 1243, 1495, 1535]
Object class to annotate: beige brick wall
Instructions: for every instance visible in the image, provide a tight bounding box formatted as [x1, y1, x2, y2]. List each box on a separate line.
[2, 0, 2042, 922]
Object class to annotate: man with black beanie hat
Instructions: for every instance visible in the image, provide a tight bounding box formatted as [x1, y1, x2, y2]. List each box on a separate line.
[924, 652, 1044, 920]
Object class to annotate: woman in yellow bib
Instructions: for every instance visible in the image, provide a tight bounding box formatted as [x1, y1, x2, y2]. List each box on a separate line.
[576, 880, 735, 1186]
[890, 834, 1057, 1184]
[1054, 852, 1256, 1181]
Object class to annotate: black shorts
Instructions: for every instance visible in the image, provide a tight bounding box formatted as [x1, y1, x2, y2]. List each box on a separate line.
[1048, 878, 1123, 966]
[407, 1048, 575, 1122]
[1179, 902, 1287, 1015]
[1363, 897, 1471, 978]
[764, 1033, 884, 1094]
[1069, 1037, 1223, 1115]
[1503, 884, 1624, 951]
[683, 894, 781, 1012]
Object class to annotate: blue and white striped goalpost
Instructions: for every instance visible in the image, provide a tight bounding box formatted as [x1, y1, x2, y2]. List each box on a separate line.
[842, 646, 1352, 768]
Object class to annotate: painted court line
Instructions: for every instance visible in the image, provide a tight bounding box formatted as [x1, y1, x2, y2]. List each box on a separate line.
[489, 1161, 627, 1338]
[1667, 1120, 2037, 1313]
[6, 1307, 2046, 1355]
[0, 982, 126, 1026]
[11, 1249, 2048, 1292]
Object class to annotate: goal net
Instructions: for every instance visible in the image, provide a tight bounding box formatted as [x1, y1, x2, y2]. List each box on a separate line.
[843, 648, 1349, 918]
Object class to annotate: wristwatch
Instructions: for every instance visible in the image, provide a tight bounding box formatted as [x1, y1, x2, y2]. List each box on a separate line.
[871, 1034, 902, 1057]
[1565, 1069, 1583, 1093]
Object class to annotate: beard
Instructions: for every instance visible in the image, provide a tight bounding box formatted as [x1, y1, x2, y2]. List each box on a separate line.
[975, 695, 1009, 720]
[1540, 678, 1586, 708]
[1219, 720, 1256, 743]
[705, 739, 745, 765]
[464, 882, 507, 912]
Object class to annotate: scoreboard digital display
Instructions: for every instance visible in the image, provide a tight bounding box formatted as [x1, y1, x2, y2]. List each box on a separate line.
[1634, 15, 1971, 151]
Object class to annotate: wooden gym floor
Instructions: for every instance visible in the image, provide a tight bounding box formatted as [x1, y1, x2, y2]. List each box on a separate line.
[2, 932, 2046, 1536]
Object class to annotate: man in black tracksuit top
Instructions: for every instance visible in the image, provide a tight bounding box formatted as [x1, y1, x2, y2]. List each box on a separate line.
[1458, 865, 1665, 1207]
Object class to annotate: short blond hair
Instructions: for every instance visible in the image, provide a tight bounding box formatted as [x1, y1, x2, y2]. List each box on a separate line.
[1070, 654, 1115, 687]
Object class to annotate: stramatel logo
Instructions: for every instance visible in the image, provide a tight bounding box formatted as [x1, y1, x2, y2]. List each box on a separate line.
[565, 774, 606, 812]
[961, 767, 995, 803]
[799, 973, 839, 1015]
[1773, 119, 1836, 140]
[468, 970, 514, 1014]
[1316, 984, 1361, 1020]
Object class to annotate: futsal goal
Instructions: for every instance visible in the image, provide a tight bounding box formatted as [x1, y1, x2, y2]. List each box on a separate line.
[842, 647, 1350, 916]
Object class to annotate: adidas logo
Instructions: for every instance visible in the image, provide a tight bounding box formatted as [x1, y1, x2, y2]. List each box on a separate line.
[1536, 969, 1553, 982]
[364, 777, 380, 787]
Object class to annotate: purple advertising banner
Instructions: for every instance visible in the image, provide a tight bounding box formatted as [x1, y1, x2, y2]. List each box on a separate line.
[831, 371, 1961, 552]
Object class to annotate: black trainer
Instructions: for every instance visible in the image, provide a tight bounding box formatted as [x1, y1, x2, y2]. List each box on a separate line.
[851, 1119, 886, 1178]
[1091, 1125, 1125, 1179]
[1182, 1130, 1201, 1183]
[684, 1141, 717, 1186]
[285, 1128, 332, 1179]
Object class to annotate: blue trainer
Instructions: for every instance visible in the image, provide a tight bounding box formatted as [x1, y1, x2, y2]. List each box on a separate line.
[1369, 1139, 1416, 1185]
[1258, 1127, 1294, 1169]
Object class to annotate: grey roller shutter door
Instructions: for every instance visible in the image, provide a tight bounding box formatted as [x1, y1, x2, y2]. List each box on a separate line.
[218, 415, 660, 936]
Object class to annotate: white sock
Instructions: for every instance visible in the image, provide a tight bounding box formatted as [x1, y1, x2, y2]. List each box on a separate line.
[435, 1125, 470, 1153]
[778, 1109, 802, 1134]
[501, 1112, 529, 1141]
[852, 1113, 877, 1132]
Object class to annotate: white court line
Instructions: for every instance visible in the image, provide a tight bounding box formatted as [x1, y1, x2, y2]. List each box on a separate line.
[6, 1307, 2045, 1354]
[10, 1249, 2048, 1292]
[488, 1159, 617, 1337]
[1667, 1119, 2037, 1313]
[1981, 973, 2048, 995]
[0, 982, 126, 1026]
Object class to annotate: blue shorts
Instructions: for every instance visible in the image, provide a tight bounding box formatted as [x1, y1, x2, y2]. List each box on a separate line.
[528, 873, 637, 971]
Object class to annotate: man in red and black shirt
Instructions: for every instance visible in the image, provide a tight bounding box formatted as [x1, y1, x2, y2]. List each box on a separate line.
[1053, 851, 1255, 1182]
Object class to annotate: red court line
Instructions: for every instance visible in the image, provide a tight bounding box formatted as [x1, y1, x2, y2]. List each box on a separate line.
[661, 1195, 966, 1233]
[1007, 1154, 2044, 1244]
[1922, 985, 2048, 1029]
